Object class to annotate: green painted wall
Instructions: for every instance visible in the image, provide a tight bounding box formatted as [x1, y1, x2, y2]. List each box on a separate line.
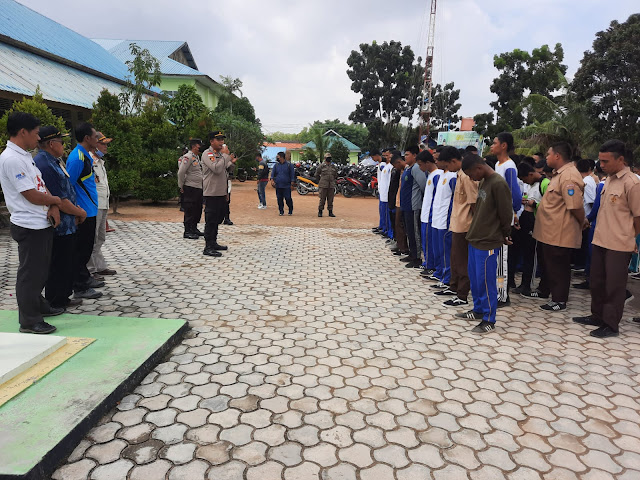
[159, 76, 220, 110]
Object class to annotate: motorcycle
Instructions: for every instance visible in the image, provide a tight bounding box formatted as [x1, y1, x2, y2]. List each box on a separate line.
[296, 175, 339, 196]
[342, 173, 378, 198]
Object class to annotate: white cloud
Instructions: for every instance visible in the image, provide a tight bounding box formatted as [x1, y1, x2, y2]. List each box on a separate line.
[18, 0, 640, 133]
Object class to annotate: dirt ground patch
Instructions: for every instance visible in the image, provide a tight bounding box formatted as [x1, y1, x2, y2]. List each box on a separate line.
[109, 181, 379, 229]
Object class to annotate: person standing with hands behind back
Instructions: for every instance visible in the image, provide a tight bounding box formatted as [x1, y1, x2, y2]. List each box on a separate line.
[271, 151, 295, 216]
[316, 152, 338, 217]
[201, 131, 236, 257]
[0, 113, 63, 334]
[459, 154, 514, 334]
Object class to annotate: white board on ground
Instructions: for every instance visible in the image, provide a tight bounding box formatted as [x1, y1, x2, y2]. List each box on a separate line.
[0, 333, 67, 385]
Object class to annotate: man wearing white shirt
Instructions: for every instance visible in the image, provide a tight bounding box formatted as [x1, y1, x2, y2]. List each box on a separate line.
[419, 153, 442, 276]
[0, 113, 63, 334]
[377, 150, 393, 239]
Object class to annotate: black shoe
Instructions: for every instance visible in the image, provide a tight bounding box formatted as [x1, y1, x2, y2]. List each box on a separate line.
[67, 298, 83, 307]
[632, 317, 640, 323]
[318, 211, 323, 217]
[391, 248, 400, 253]
[20, 321, 57, 334]
[590, 326, 619, 338]
[456, 310, 483, 320]
[393, 251, 404, 256]
[86, 277, 105, 289]
[443, 298, 468, 307]
[513, 287, 530, 296]
[183, 232, 199, 239]
[572, 315, 601, 326]
[472, 321, 496, 334]
[279, 212, 284, 216]
[434, 288, 457, 297]
[400, 256, 413, 263]
[42, 306, 65, 317]
[541, 301, 566, 311]
[573, 281, 590, 290]
[288, 211, 293, 216]
[497, 299, 511, 308]
[430, 282, 449, 289]
[521, 290, 549, 300]
[372, 227, 381, 233]
[92, 273, 105, 281]
[195, 230, 205, 236]
[406, 259, 422, 268]
[74, 288, 103, 300]
[223, 219, 234, 225]
[212, 243, 228, 251]
[329, 211, 335, 217]
[203, 248, 222, 257]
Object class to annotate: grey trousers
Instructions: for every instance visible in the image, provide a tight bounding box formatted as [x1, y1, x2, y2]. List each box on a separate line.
[88, 209, 108, 273]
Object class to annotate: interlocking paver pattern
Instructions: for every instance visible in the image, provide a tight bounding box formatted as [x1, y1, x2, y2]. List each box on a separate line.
[2, 220, 640, 479]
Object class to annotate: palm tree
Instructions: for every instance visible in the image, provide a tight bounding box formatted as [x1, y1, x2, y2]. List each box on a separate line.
[513, 91, 599, 158]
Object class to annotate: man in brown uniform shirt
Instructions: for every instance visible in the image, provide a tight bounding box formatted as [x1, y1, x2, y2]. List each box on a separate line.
[573, 140, 640, 338]
[439, 149, 478, 307]
[532, 142, 586, 311]
[201, 131, 236, 257]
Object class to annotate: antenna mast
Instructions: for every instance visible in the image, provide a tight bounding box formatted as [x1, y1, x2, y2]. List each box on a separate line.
[419, 0, 437, 145]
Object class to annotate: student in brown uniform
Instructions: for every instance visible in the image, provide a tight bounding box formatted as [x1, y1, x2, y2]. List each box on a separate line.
[573, 140, 640, 337]
[439, 149, 478, 308]
[532, 142, 586, 311]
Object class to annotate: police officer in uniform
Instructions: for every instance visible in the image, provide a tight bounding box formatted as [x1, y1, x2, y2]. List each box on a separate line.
[573, 140, 640, 338]
[178, 138, 204, 239]
[201, 131, 236, 257]
[316, 152, 338, 217]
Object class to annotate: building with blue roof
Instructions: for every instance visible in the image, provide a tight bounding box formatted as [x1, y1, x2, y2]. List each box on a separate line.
[0, 0, 131, 126]
[93, 39, 225, 110]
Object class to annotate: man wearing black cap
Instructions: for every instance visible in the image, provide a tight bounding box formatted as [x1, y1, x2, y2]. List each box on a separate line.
[178, 138, 204, 239]
[316, 152, 338, 217]
[201, 131, 236, 257]
[34, 126, 87, 311]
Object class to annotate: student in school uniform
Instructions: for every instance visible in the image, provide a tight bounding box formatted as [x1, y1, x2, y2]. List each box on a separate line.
[490, 132, 522, 307]
[456, 154, 514, 333]
[532, 142, 586, 312]
[573, 140, 640, 337]
[439, 148, 478, 308]
[429, 147, 457, 288]
[419, 152, 442, 276]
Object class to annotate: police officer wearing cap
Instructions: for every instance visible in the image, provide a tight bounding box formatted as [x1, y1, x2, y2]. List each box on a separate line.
[201, 131, 236, 257]
[178, 138, 204, 239]
[316, 152, 337, 217]
[34, 126, 88, 312]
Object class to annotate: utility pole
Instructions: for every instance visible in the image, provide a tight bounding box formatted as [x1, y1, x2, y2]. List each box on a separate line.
[418, 0, 437, 145]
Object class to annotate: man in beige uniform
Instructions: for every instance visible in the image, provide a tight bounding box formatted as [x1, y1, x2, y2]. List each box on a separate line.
[178, 138, 204, 239]
[201, 131, 236, 257]
[316, 152, 338, 217]
[573, 140, 640, 338]
[533, 142, 585, 312]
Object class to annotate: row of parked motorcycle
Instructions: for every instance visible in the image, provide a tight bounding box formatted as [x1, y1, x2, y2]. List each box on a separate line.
[294, 163, 379, 198]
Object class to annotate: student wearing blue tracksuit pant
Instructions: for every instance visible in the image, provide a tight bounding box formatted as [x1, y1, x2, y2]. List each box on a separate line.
[458, 154, 514, 334]
[430, 161, 457, 285]
[420, 160, 442, 273]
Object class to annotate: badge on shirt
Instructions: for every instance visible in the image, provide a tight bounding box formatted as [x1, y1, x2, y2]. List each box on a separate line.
[442, 178, 447, 185]
[567, 184, 575, 196]
[428, 180, 432, 185]
[15, 172, 26, 179]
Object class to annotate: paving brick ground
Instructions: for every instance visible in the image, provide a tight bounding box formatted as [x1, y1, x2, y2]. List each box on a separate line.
[2, 220, 640, 480]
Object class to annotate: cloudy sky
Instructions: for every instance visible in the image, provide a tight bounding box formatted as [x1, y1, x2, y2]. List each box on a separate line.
[21, 0, 639, 133]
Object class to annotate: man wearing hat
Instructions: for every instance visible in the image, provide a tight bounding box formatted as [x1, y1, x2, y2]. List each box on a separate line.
[316, 152, 338, 217]
[34, 126, 88, 311]
[177, 138, 204, 239]
[88, 132, 117, 277]
[200, 131, 236, 257]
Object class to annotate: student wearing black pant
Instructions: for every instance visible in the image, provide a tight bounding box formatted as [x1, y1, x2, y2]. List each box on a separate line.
[34, 126, 88, 309]
[0, 112, 63, 334]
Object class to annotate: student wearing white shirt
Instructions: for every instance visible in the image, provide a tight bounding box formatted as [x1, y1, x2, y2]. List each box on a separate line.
[429, 155, 457, 286]
[419, 154, 442, 275]
[377, 151, 393, 239]
[371, 151, 387, 235]
[0, 113, 63, 334]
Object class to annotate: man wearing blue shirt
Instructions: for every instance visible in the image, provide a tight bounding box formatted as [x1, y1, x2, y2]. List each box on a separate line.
[270, 151, 296, 216]
[34, 126, 88, 309]
[65, 122, 103, 298]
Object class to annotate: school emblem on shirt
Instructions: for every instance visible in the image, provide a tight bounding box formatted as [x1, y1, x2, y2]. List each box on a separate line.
[442, 178, 447, 185]
[567, 184, 575, 196]
[428, 180, 432, 185]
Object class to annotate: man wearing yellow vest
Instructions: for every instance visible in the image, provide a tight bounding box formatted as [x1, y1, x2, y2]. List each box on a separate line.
[66, 122, 103, 299]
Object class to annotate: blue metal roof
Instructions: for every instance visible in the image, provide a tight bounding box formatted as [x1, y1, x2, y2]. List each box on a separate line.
[0, 42, 124, 109]
[93, 39, 206, 76]
[0, 0, 129, 81]
[305, 135, 362, 152]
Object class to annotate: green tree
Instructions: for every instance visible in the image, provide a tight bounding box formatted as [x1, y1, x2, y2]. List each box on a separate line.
[309, 120, 368, 149]
[92, 89, 141, 213]
[215, 95, 256, 123]
[488, 44, 568, 131]
[573, 14, 640, 147]
[328, 139, 351, 164]
[0, 88, 68, 149]
[166, 84, 206, 137]
[213, 110, 265, 171]
[119, 43, 162, 116]
[347, 40, 422, 146]
[430, 82, 462, 133]
[473, 112, 500, 147]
